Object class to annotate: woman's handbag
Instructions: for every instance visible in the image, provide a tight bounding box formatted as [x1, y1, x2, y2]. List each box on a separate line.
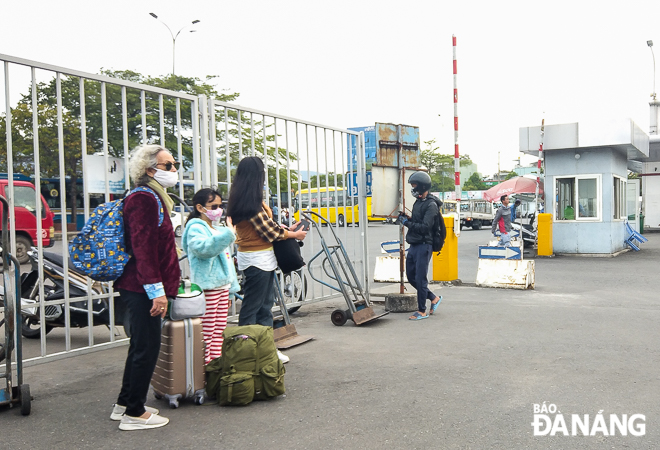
[170, 280, 206, 320]
[272, 239, 305, 274]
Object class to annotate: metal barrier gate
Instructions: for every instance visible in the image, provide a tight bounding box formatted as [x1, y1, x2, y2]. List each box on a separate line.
[0, 53, 368, 366]
[204, 99, 369, 318]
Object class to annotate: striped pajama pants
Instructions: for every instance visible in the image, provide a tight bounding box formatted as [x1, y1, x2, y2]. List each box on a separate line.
[202, 288, 230, 365]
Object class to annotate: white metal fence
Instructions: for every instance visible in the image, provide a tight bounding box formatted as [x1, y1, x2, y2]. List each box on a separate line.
[0, 53, 368, 366]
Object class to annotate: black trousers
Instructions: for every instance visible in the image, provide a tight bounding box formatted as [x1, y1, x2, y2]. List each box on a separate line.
[116, 289, 162, 417]
[239, 266, 275, 327]
[406, 243, 437, 313]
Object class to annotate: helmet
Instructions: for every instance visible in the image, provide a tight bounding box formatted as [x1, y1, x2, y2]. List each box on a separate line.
[408, 171, 432, 198]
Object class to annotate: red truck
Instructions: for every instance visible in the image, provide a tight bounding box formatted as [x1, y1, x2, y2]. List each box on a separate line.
[0, 175, 55, 264]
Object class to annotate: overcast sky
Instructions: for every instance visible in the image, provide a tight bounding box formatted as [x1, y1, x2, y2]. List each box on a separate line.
[2, 0, 659, 176]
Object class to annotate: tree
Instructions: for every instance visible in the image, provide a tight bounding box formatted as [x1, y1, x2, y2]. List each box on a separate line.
[420, 139, 474, 192]
[307, 172, 343, 188]
[0, 99, 93, 223]
[505, 171, 519, 181]
[0, 71, 242, 226]
[463, 172, 487, 190]
[215, 110, 299, 196]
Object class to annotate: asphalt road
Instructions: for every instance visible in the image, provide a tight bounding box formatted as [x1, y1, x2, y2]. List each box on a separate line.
[2, 226, 658, 449]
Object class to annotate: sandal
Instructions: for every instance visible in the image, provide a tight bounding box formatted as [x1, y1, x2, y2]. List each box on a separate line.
[409, 311, 429, 321]
[429, 296, 443, 315]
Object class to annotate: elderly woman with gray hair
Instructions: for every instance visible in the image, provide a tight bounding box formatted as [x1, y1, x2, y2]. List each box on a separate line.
[111, 144, 180, 431]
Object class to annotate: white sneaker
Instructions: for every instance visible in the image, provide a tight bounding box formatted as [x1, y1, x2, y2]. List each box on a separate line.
[111, 404, 160, 421]
[118, 412, 169, 431]
[277, 350, 290, 364]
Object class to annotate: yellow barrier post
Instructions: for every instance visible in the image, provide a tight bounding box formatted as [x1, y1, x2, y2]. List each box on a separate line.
[433, 216, 458, 281]
[537, 213, 553, 256]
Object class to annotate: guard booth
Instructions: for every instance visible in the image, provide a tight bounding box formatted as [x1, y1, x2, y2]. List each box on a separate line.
[519, 119, 649, 255]
[639, 98, 660, 231]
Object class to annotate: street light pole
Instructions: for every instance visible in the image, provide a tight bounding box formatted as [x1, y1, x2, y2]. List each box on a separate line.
[648, 40, 656, 101]
[149, 13, 200, 75]
[649, 40, 659, 136]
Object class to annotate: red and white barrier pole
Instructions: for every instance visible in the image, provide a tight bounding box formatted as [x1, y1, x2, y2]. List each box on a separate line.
[453, 35, 461, 236]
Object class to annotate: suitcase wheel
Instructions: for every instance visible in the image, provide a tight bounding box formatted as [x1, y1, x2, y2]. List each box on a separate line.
[168, 398, 179, 409]
[194, 394, 204, 405]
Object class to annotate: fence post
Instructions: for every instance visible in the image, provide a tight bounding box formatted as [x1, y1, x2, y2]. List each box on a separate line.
[198, 94, 210, 188]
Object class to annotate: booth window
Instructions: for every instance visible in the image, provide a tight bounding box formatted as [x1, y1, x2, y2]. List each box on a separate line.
[555, 175, 601, 221]
[613, 176, 626, 220]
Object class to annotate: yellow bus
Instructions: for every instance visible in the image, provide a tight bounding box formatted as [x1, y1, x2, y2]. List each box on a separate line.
[294, 187, 359, 226]
[364, 196, 386, 222]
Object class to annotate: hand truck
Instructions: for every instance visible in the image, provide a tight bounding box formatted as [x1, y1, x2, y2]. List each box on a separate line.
[0, 194, 31, 415]
[302, 211, 389, 326]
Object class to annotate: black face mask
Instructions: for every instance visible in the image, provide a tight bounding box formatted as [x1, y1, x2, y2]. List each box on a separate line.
[411, 188, 423, 199]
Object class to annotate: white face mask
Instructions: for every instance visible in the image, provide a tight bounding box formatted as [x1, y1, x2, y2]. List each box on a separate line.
[153, 168, 178, 188]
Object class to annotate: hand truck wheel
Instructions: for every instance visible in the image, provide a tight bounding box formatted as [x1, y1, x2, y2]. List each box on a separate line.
[331, 309, 348, 326]
[20, 384, 31, 416]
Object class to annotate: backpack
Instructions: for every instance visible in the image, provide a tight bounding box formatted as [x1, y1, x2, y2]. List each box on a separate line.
[68, 187, 164, 281]
[214, 325, 285, 406]
[432, 209, 447, 253]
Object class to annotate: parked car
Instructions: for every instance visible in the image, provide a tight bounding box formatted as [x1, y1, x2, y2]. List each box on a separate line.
[0, 174, 55, 264]
[168, 193, 191, 238]
[170, 210, 186, 237]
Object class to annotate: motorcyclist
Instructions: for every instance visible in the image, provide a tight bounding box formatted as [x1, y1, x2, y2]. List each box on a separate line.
[397, 172, 443, 321]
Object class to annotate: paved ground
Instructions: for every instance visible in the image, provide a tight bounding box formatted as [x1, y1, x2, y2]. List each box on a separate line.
[2, 230, 659, 449]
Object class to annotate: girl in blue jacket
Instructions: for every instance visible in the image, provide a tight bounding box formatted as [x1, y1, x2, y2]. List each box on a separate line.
[182, 188, 239, 364]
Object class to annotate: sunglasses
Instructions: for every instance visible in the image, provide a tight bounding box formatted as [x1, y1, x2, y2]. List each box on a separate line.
[204, 204, 222, 210]
[156, 161, 180, 171]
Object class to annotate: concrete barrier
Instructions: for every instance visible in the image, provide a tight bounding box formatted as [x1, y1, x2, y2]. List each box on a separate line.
[384, 293, 418, 312]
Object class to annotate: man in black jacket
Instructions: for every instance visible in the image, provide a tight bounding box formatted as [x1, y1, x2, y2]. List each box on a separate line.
[398, 172, 443, 320]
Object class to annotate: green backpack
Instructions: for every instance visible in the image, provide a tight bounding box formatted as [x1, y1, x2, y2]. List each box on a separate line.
[212, 325, 285, 406]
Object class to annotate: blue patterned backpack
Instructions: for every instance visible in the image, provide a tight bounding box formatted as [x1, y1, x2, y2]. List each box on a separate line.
[69, 187, 164, 281]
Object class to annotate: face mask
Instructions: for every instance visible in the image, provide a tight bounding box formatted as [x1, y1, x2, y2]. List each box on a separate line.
[204, 207, 223, 222]
[411, 188, 422, 199]
[153, 168, 178, 188]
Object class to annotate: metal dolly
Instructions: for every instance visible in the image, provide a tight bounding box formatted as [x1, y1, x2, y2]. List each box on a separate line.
[233, 271, 314, 350]
[0, 194, 31, 415]
[302, 211, 389, 326]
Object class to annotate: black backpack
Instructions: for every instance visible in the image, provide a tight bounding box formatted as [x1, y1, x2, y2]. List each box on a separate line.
[432, 209, 447, 253]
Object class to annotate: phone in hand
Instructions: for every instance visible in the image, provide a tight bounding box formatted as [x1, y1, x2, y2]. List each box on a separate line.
[292, 219, 310, 232]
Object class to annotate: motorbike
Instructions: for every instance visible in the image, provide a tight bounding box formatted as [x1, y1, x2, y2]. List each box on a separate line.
[510, 212, 537, 248]
[17, 247, 127, 340]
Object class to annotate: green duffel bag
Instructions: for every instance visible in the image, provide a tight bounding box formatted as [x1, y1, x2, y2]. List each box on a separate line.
[219, 325, 286, 406]
[205, 357, 223, 400]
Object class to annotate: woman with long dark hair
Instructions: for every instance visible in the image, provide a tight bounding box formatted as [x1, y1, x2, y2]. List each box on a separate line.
[182, 188, 239, 365]
[227, 157, 307, 363]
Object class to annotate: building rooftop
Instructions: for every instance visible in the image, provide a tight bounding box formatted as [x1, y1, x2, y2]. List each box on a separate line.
[519, 118, 649, 161]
